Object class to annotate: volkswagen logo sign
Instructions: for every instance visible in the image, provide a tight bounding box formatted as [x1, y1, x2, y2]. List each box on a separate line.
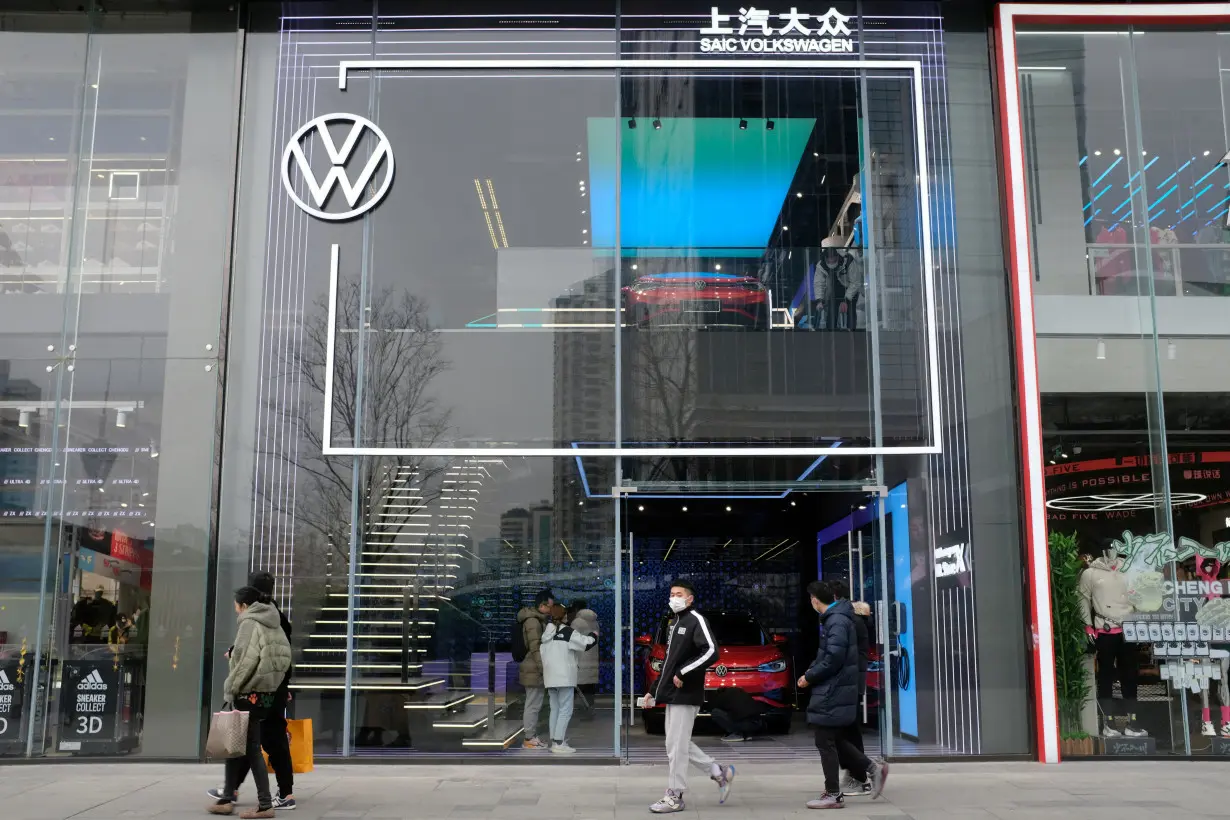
[282, 113, 395, 221]
[694, 280, 708, 291]
[713, 664, 729, 677]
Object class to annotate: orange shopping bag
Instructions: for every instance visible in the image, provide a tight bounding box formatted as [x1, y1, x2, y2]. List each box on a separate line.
[288, 718, 314, 774]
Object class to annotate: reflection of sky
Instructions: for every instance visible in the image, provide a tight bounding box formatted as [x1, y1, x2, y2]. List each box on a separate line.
[587, 117, 814, 256]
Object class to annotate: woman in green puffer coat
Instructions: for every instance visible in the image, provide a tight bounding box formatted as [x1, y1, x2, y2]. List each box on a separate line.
[208, 587, 292, 819]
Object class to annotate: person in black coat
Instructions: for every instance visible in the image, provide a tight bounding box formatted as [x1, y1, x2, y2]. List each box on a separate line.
[798, 581, 887, 809]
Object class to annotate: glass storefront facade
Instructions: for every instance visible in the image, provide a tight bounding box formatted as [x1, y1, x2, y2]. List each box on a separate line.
[0, 0, 1049, 762]
[1001, 3, 1230, 758]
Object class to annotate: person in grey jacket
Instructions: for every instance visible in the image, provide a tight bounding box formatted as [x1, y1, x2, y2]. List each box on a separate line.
[799, 581, 886, 810]
[208, 587, 292, 818]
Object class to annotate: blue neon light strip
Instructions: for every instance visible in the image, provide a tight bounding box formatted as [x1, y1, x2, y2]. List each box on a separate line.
[1179, 183, 1214, 213]
[1207, 194, 1230, 213]
[1091, 184, 1113, 204]
[1125, 156, 1159, 185]
[1191, 163, 1222, 189]
[1147, 183, 1178, 212]
[1156, 159, 1193, 190]
[1208, 207, 1228, 225]
[1083, 208, 1101, 227]
[1090, 157, 1122, 188]
[1079, 155, 1088, 167]
[1112, 188, 1141, 215]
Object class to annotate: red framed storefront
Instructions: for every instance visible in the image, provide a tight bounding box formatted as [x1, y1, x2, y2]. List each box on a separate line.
[995, 2, 1230, 763]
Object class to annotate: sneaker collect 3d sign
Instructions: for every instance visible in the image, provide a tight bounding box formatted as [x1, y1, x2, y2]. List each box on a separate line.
[282, 113, 395, 221]
[699, 6, 856, 53]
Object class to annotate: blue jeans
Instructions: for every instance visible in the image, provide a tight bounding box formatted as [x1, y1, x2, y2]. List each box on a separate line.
[547, 686, 575, 742]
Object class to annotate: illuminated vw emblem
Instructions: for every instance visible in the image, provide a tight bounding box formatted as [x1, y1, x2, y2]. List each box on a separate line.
[713, 664, 729, 677]
[281, 113, 395, 221]
[694, 280, 708, 291]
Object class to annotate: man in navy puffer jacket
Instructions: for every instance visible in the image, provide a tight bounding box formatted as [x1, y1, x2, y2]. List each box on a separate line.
[799, 581, 888, 809]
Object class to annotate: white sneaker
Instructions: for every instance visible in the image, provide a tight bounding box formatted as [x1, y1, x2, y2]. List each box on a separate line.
[1203, 720, 1216, 737]
[650, 791, 685, 813]
[1103, 725, 1123, 738]
[1123, 726, 1148, 738]
[551, 741, 577, 755]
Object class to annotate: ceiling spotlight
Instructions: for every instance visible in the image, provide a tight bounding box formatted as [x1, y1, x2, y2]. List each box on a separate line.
[739, 119, 748, 130]
[766, 119, 775, 130]
[1113, 148, 1121, 156]
[627, 118, 637, 129]
[796, 191, 803, 198]
[1094, 150, 1102, 156]
[790, 501, 796, 507]
[637, 505, 645, 511]
[858, 505, 867, 510]
[18, 409, 31, 428]
[715, 264, 722, 270]
[782, 225, 789, 231]
[631, 263, 638, 270]
[725, 505, 732, 512]
[682, 505, 688, 512]
[653, 118, 662, 130]
[115, 410, 128, 428]
[1205, 150, 1212, 157]
[1096, 338, 1106, 360]
[813, 152, 819, 157]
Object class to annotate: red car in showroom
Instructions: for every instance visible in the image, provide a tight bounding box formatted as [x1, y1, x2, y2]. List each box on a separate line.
[636, 611, 794, 735]
[623, 271, 768, 329]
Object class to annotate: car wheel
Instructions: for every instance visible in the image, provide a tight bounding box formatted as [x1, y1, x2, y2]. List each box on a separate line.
[643, 711, 665, 735]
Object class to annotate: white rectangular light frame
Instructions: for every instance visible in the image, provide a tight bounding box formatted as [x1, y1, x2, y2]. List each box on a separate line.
[322, 58, 940, 458]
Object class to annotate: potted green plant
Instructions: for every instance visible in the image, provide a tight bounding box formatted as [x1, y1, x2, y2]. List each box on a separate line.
[1049, 531, 1094, 756]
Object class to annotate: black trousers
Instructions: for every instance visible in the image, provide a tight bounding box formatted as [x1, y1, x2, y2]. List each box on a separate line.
[710, 707, 765, 738]
[1095, 632, 1138, 716]
[235, 689, 294, 798]
[814, 724, 870, 796]
[223, 701, 272, 810]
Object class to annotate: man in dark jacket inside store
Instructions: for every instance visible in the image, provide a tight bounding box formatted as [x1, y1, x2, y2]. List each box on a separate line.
[799, 581, 887, 810]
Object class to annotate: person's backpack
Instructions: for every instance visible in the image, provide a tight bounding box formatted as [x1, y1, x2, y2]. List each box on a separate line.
[511, 618, 528, 663]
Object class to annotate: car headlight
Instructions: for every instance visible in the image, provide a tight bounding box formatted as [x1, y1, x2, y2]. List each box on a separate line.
[650, 659, 664, 672]
[758, 660, 788, 673]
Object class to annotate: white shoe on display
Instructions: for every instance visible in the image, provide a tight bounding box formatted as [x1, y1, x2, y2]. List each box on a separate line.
[1202, 720, 1216, 737]
[1103, 725, 1123, 738]
[1123, 725, 1148, 738]
[1222, 723, 1230, 738]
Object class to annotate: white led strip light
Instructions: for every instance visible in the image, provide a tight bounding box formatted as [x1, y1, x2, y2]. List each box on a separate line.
[317, 58, 942, 458]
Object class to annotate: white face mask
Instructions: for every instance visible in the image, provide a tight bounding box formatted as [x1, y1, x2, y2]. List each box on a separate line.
[668, 596, 688, 613]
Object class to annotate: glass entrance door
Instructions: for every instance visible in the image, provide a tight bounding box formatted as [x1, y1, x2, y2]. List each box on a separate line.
[614, 469, 893, 762]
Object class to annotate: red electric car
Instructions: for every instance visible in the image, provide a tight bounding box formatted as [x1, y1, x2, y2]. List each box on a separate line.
[636, 611, 794, 735]
[623, 272, 768, 329]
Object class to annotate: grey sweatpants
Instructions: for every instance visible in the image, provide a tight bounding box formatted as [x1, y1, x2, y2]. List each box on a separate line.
[523, 686, 545, 737]
[664, 704, 717, 793]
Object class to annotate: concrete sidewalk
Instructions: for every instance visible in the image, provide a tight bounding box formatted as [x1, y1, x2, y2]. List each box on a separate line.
[0, 760, 1217, 819]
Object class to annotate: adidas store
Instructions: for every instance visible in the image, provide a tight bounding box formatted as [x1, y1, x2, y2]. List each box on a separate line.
[9, 0, 1227, 765]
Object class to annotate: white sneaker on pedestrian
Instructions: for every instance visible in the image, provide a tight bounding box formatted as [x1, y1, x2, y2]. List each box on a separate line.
[712, 764, 735, 804]
[806, 792, 844, 810]
[550, 741, 577, 755]
[868, 758, 889, 800]
[650, 790, 686, 813]
[839, 773, 869, 796]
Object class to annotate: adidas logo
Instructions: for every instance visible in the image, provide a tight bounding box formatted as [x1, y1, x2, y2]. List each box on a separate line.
[77, 670, 107, 691]
[0, 671, 11, 691]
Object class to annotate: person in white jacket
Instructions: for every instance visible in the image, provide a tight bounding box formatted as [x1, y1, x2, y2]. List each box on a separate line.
[540, 604, 598, 754]
[570, 602, 600, 720]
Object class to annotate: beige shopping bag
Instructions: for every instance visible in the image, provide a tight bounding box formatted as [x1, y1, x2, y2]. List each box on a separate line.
[205, 709, 250, 759]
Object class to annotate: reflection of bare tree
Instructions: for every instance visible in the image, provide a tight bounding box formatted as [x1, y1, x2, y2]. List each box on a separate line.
[263, 280, 453, 564]
[626, 328, 700, 482]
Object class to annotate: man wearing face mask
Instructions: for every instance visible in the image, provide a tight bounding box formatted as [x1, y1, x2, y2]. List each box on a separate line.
[641, 581, 735, 814]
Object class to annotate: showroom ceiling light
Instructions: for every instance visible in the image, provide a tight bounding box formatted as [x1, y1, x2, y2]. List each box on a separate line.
[1113, 148, 1121, 156]
[653, 118, 661, 130]
[627, 118, 637, 129]
[766, 120, 775, 131]
[739, 119, 748, 130]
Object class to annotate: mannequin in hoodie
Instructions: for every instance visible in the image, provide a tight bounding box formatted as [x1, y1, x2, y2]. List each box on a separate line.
[812, 237, 863, 331]
[567, 600, 600, 720]
[1078, 544, 1146, 738]
[1193, 558, 1230, 737]
[540, 604, 597, 754]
